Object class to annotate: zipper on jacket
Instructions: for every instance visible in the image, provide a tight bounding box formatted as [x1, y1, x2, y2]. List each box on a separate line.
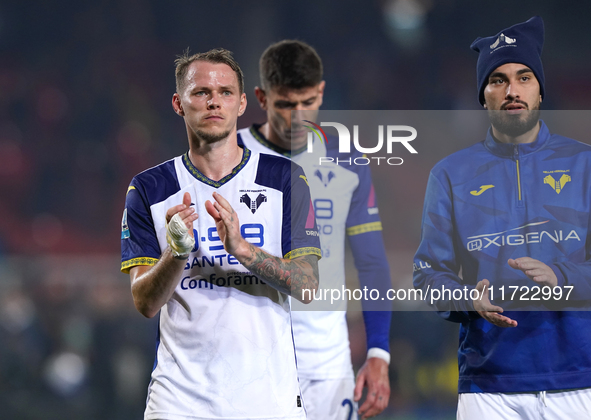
[513, 145, 523, 206]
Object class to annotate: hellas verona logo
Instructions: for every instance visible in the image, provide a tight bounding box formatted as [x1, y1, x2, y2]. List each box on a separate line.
[240, 192, 267, 214]
[490, 33, 516, 51]
[304, 119, 417, 166]
[543, 170, 571, 194]
[314, 169, 335, 187]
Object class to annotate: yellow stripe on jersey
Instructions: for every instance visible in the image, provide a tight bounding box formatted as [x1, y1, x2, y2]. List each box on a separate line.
[121, 257, 159, 273]
[284, 247, 322, 260]
[346, 221, 383, 236]
[127, 186, 136, 195]
[299, 175, 309, 186]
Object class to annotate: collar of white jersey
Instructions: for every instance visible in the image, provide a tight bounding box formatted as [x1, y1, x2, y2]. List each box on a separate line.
[249, 124, 308, 158]
[182, 146, 251, 188]
[484, 120, 551, 157]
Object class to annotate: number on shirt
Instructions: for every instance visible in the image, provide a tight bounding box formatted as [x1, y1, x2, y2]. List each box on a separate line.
[314, 199, 333, 219]
[241, 223, 264, 247]
[341, 398, 355, 420]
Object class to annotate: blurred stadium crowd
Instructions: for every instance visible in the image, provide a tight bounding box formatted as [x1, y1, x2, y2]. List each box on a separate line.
[1, 0, 590, 418]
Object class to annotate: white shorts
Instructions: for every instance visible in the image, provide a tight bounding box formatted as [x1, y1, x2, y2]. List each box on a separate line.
[458, 388, 591, 420]
[300, 378, 357, 420]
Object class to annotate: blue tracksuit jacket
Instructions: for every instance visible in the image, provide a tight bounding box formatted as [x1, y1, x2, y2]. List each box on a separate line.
[413, 121, 591, 393]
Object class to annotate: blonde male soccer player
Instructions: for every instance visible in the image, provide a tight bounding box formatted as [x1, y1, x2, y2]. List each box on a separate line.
[121, 48, 321, 420]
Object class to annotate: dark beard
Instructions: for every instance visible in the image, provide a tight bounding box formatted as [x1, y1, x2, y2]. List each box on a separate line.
[194, 128, 231, 144]
[488, 107, 540, 138]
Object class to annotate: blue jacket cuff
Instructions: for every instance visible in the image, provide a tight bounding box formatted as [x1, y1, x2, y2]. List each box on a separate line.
[550, 264, 566, 287]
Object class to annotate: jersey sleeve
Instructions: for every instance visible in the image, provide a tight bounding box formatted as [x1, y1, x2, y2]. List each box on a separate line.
[120, 179, 162, 273]
[283, 162, 321, 259]
[345, 164, 382, 235]
[550, 219, 591, 302]
[413, 171, 479, 323]
[346, 164, 391, 351]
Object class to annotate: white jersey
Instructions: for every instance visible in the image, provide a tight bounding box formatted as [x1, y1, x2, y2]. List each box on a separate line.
[121, 148, 321, 419]
[238, 126, 384, 380]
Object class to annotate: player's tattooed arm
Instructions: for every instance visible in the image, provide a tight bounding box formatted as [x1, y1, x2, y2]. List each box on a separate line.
[241, 247, 319, 303]
[205, 191, 319, 303]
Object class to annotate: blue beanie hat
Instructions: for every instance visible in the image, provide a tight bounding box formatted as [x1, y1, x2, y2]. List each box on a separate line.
[470, 16, 545, 105]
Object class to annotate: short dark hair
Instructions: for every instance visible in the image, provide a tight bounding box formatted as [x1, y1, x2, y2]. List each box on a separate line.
[259, 40, 323, 91]
[175, 48, 244, 94]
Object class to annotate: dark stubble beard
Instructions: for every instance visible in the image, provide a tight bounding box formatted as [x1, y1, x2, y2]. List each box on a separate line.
[194, 128, 232, 144]
[488, 104, 541, 138]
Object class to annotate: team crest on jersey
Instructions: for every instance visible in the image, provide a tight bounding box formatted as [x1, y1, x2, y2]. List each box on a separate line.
[121, 208, 130, 239]
[543, 170, 571, 194]
[314, 169, 335, 187]
[490, 33, 516, 50]
[239, 189, 267, 214]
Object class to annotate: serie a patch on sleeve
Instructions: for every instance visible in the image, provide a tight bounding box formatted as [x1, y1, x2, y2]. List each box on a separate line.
[121, 208, 130, 239]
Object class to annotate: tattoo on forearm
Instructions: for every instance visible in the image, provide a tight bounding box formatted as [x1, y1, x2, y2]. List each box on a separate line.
[242, 245, 319, 301]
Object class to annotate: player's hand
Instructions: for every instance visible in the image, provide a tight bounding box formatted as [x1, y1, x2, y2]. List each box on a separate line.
[473, 279, 518, 328]
[165, 192, 198, 231]
[165, 192, 198, 258]
[205, 192, 248, 256]
[354, 357, 390, 419]
[508, 257, 557, 287]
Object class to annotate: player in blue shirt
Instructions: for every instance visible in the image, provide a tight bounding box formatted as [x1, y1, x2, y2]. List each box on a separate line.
[121, 48, 321, 420]
[239, 40, 392, 420]
[414, 17, 591, 419]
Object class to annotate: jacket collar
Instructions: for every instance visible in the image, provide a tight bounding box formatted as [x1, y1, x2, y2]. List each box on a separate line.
[484, 120, 550, 157]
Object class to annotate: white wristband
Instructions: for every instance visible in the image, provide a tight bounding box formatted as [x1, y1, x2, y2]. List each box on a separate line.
[166, 213, 195, 258]
[367, 347, 390, 365]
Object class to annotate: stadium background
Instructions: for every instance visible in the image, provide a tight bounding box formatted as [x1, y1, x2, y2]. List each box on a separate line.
[1, 1, 590, 418]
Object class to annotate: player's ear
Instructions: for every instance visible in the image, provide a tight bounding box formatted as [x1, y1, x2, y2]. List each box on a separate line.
[318, 80, 326, 96]
[254, 86, 267, 110]
[483, 101, 488, 110]
[172, 93, 184, 116]
[317, 80, 326, 106]
[238, 93, 247, 117]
